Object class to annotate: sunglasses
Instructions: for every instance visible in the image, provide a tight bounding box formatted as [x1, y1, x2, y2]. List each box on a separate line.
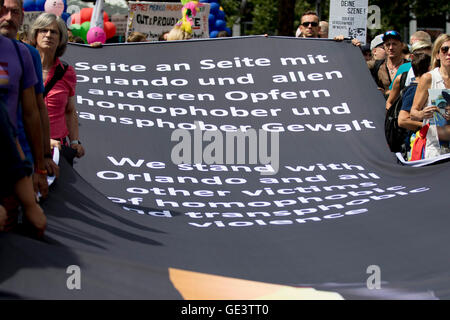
[302, 22, 318, 27]
[441, 46, 449, 54]
[384, 30, 400, 37]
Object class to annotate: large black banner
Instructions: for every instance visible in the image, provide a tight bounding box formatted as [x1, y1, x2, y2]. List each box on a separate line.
[1, 37, 449, 300]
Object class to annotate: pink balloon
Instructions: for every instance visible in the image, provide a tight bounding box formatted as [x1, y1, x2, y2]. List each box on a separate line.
[44, 0, 64, 16]
[87, 27, 106, 44]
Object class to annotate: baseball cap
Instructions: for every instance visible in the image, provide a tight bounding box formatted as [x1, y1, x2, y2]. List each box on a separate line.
[370, 34, 384, 50]
[382, 30, 402, 42]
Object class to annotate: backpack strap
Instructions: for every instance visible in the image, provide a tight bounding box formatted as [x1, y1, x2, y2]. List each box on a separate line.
[44, 61, 68, 98]
[398, 71, 408, 92]
[371, 59, 384, 78]
[371, 59, 385, 88]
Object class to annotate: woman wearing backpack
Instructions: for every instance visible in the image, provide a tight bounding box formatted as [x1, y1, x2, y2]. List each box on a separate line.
[30, 13, 85, 164]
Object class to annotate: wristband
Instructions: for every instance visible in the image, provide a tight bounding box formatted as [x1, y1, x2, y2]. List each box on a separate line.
[70, 140, 81, 145]
[35, 168, 48, 175]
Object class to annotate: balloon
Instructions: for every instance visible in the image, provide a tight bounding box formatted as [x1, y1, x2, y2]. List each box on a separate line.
[61, 12, 71, 23]
[217, 9, 225, 20]
[80, 21, 90, 43]
[71, 13, 81, 25]
[69, 23, 81, 37]
[23, 0, 36, 11]
[208, 13, 216, 25]
[209, 2, 219, 15]
[80, 7, 93, 23]
[215, 19, 226, 31]
[200, 0, 210, 3]
[35, 0, 46, 11]
[44, 0, 64, 16]
[209, 30, 219, 38]
[103, 21, 116, 39]
[103, 11, 109, 22]
[87, 27, 106, 44]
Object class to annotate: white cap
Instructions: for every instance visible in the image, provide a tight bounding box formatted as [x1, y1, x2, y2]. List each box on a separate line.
[370, 34, 384, 50]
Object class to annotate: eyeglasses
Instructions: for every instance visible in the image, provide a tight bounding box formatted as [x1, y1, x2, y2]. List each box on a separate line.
[302, 22, 318, 27]
[441, 46, 449, 54]
[38, 28, 59, 36]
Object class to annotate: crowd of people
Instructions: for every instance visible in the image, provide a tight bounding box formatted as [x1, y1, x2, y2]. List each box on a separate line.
[294, 11, 449, 161]
[1, 2, 449, 237]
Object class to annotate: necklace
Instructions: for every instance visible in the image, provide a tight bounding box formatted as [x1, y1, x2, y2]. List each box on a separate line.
[387, 60, 402, 76]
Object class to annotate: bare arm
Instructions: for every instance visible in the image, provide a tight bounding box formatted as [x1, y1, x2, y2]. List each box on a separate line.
[21, 87, 48, 198]
[410, 73, 438, 120]
[65, 96, 85, 158]
[13, 138, 46, 234]
[14, 175, 47, 235]
[437, 125, 450, 141]
[36, 92, 59, 177]
[386, 75, 401, 110]
[398, 110, 422, 131]
[0, 205, 6, 231]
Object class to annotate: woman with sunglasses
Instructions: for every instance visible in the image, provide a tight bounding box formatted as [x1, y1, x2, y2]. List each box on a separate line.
[410, 34, 450, 157]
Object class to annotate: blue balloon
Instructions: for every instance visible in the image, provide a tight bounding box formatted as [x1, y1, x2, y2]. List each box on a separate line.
[208, 13, 216, 25]
[63, 0, 68, 12]
[61, 12, 71, 23]
[210, 2, 220, 15]
[35, 0, 46, 11]
[209, 23, 217, 32]
[23, 0, 36, 11]
[210, 30, 219, 38]
[200, 0, 211, 2]
[215, 19, 226, 31]
[217, 9, 225, 21]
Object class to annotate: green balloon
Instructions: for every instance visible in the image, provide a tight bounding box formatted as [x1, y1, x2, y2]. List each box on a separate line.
[80, 21, 90, 43]
[70, 24, 81, 37]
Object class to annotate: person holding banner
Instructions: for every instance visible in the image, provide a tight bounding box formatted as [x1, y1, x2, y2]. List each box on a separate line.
[0, 0, 53, 197]
[30, 13, 85, 164]
[295, 11, 321, 38]
[0, 96, 47, 237]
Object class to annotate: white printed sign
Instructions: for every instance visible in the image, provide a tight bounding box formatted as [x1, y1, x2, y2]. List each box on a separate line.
[126, 1, 210, 41]
[329, 0, 368, 44]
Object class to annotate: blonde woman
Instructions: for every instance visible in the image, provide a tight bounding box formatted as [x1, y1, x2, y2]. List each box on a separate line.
[411, 34, 450, 120]
[410, 34, 450, 157]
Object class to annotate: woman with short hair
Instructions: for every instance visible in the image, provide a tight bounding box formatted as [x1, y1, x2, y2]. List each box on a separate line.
[30, 13, 85, 163]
